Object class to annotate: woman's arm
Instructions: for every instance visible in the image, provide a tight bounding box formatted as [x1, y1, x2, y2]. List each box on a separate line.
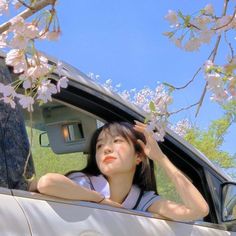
[36, 173, 123, 208]
[37, 173, 104, 202]
[147, 154, 209, 221]
[134, 121, 209, 221]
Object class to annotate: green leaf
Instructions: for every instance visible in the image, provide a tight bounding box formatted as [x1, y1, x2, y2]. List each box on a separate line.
[149, 101, 156, 112]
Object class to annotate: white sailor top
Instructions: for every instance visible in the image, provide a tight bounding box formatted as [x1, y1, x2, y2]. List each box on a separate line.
[68, 172, 161, 212]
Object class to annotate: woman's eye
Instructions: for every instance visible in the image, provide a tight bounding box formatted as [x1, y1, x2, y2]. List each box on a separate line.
[114, 138, 123, 143]
[96, 144, 102, 149]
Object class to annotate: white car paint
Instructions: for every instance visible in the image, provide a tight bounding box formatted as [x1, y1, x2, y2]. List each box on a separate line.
[11, 190, 236, 236]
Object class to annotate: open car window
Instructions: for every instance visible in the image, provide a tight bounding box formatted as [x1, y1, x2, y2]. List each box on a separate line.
[22, 100, 208, 222]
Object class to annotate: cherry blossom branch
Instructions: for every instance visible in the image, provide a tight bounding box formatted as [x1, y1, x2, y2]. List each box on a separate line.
[17, 0, 35, 10]
[212, 7, 236, 31]
[194, 0, 229, 117]
[224, 31, 234, 62]
[169, 101, 200, 116]
[0, 0, 56, 34]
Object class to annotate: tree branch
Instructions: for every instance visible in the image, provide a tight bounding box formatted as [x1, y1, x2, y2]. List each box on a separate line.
[0, 0, 57, 34]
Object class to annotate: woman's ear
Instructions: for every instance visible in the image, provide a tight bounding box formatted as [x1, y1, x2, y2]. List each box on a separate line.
[136, 154, 143, 165]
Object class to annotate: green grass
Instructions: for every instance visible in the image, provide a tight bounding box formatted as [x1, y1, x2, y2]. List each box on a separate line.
[27, 127, 87, 178]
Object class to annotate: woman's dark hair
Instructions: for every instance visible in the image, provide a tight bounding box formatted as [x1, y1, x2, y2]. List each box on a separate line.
[80, 121, 157, 193]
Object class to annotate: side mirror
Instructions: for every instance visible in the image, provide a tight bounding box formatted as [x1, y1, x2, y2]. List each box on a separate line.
[222, 182, 236, 221]
[39, 132, 50, 147]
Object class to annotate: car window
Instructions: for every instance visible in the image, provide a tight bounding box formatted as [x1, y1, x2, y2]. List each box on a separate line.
[25, 125, 87, 178]
[154, 163, 183, 204]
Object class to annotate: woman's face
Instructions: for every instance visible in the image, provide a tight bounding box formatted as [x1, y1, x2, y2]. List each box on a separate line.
[95, 129, 141, 177]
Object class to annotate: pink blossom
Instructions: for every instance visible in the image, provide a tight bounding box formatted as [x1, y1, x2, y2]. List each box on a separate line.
[215, 15, 232, 33]
[204, 60, 214, 72]
[41, 30, 61, 41]
[184, 38, 201, 51]
[12, 0, 23, 9]
[18, 94, 34, 111]
[193, 16, 211, 30]
[9, 33, 29, 49]
[5, 49, 27, 73]
[0, 32, 7, 48]
[146, 119, 167, 142]
[9, 16, 25, 33]
[199, 30, 214, 44]
[23, 23, 39, 39]
[1, 97, 16, 108]
[170, 119, 192, 137]
[228, 77, 236, 97]
[1, 85, 16, 97]
[19, 74, 36, 89]
[26, 64, 50, 79]
[203, 4, 214, 15]
[37, 80, 57, 103]
[0, 0, 8, 16]
[57, 76, 68, 92]
[26, 55, 50, 79]
[172, 37, 182, 48]
[165, 10, 178, 26]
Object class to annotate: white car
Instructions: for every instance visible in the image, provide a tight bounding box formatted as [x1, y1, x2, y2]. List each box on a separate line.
[0, 52, 236, 235]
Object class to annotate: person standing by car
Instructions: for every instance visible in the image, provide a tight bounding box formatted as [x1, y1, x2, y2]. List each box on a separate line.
[36, 121, 209, 221]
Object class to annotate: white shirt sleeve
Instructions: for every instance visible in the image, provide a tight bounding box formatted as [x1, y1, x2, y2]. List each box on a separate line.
[136, 191, 161, 211]
[67, 172, 92, 190]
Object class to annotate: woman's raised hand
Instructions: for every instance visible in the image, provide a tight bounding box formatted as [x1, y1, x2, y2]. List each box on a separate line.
[133, 120, 164, 162]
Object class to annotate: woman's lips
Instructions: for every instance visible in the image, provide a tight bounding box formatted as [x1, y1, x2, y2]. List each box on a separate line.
[103, 156, 116, 163]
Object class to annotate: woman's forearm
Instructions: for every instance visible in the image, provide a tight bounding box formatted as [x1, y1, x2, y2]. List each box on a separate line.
[37, 173, 104, 202]
[153, 153, 209, 216]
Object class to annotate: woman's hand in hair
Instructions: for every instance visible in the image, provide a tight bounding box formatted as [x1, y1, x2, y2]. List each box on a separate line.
[134, 120, 164, 162]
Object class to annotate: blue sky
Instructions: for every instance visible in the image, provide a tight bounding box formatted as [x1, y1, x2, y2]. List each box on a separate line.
[34, 1, 235, 157]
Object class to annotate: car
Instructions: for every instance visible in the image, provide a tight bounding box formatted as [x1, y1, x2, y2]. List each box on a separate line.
[0, 51, 236, 235]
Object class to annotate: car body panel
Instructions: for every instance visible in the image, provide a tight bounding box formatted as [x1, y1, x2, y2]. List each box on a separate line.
[0, 189, 31, 236]
[12, 190, 235, 236]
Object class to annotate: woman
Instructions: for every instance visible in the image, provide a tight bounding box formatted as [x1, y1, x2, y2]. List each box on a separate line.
[36, 121, 209, 221]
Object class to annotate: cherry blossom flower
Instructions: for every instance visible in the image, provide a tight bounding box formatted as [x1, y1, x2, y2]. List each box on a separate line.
[0, 0, 8, 16]
[165, 10, 178, 26]
[26, 55, 50, 79]
[0, 32, 7, 48]
[170, 119, 192, 137]
[184, 38, 201, 51]
[1, 97, 16, 109]
[172, 37, 182, 48]
[57, 76, 69, 92]
[193, 16, 211, 30]
[9, 16, 25, 34]
[203, 4, 214, 15]
[146, 119, 167, 142]
[18, 94, 34, 111]
[1, 84, 16, 97]
[9, 33, 29, 49]
[12, 0, 23, 10]
[228, 77, 236, 97]
[23, 23, 39, 39]
[41, 30, 61, 41]
[37, 80, 57, 103]
[215, 15, 232, 33]
[199, 30, 214, 44]
[5, 49, 27, 73]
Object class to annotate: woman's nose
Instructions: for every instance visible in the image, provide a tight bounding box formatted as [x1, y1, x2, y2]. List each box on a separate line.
[103, 143, 113, 154]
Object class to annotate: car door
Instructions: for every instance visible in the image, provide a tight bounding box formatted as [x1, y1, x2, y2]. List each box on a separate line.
[0, 187, 31, 236]
[11, 189, 236, 236]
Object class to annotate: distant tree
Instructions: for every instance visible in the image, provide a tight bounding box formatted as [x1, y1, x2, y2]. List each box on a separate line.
[185, 106, 235, 168]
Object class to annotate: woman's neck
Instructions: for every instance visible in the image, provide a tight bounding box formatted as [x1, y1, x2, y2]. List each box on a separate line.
[108, 172, 134, 204]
